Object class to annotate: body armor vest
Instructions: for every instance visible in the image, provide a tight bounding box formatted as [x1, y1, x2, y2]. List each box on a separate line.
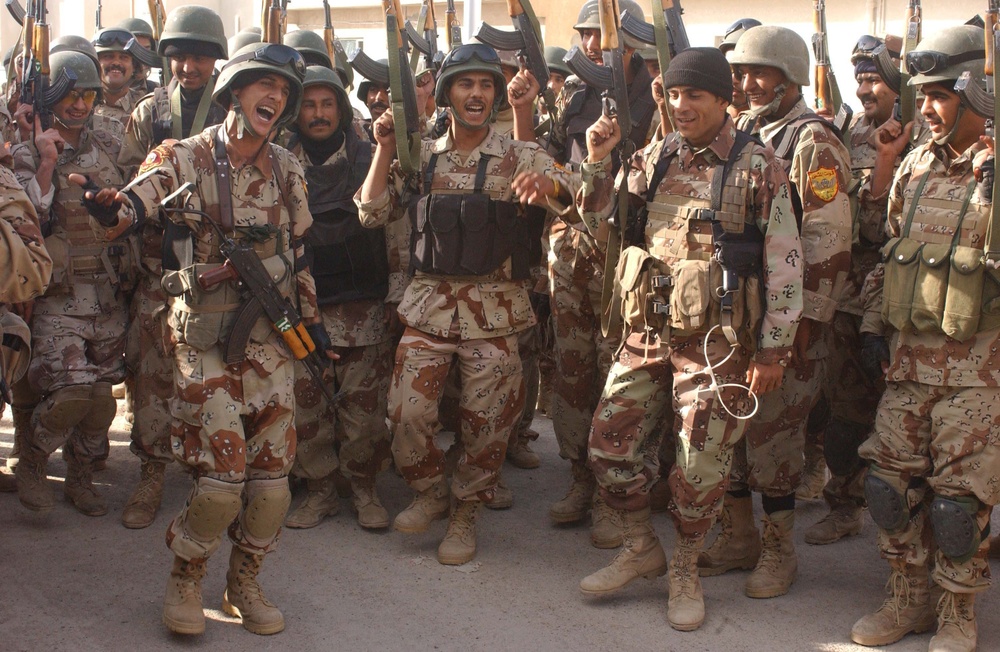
[881, 162, 1000, 341]
[295, 129, 389, 305]
[151, 80, 227, 144]
[408, 152, 543, 280]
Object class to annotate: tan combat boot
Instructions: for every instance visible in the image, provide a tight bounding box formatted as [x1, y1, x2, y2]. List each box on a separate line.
[804, 504, 864, 545]
[550, 461, 595, 524]
[222, 548, 285, 635]
[7, 408, 29, 470]
[851, 564, 935, 646]
[745, 510, 796, 598]
[668, 534, 707, 631]
[438, 500, 481, 565]
[485, 473, 513, 511]
[64, 456, 107, 517]
[284, 476, 340, 529]
[649, 477, 672, 514]
[697, 494, 760, 576]
[590, 494, 623, 549]
[507, 435, 540, 469]
[350, 478, 390, 529]
[929, 590, 977, 652]
[579, 507, 667, 595]
[163, 555, 208, 635]
[796, 448, 827, 501]
[121, 461, 166, 529]
[394, 482, 450, 533]
[15, 446, 53, 512]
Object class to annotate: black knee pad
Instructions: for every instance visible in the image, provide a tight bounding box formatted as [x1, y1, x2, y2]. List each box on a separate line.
[823, 418, 869, 477]
[864, 470, 910, 533]
[930, 495, 988, 563]
[806, 392, 831, 436]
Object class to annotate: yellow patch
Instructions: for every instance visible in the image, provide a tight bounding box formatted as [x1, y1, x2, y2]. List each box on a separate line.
[808, 167, 839, 202]
[138, 149, 164, 174]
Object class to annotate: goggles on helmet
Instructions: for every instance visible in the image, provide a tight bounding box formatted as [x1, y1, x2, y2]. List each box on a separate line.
[905, 49, 982, 77]
[223, 44, 306, 80]
[441, 43, 501, 69]
[93, 29, 134, 49]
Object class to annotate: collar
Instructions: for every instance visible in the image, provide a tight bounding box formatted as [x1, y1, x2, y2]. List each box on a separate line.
[677, 117, 736, 167]
[926, 138, 985, 172]
[757, 97, 809, 142]
[431, 124, 506, 160]
[218, 124, 274, 177]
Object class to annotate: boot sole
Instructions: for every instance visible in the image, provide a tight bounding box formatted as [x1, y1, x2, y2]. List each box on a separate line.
[745, 570, 797, 599]
[591, 535, 623, 549]
[285, 505, 340, 529]
[579, 565, 668, 596]
[163, 614, 206, 635]
[18, 498, 54, 513]
[850, 618, 935, 647]
[697, 559, 758, 577]
[65, 495, 108, 517]
[438, 550, 476, 565]
[549, 510, 589, 525]
[222, 596, 285, 635]
[804, 523, 863, 546]
[393, 512, 448, 534]
[668, 616, 705, 632]
[122, 516, 156, 529]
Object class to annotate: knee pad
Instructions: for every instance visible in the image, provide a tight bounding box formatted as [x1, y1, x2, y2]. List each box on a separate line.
[823, 418, 869, 477]
[864, 467, 912, 533]
[37, 385, 93, 430]
[241, 478, 292, 548]
[930, 495, 988, 563]
[185, 476, 243, 543]
[77, 382, 117, 433]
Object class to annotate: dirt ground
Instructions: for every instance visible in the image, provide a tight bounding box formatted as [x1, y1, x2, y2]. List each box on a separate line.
[1, 406, 997, 652]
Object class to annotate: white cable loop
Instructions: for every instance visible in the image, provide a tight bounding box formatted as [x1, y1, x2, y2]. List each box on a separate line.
[698, 324, 759, 421]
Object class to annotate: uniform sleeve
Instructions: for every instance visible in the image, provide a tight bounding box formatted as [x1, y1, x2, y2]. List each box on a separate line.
[577, 143, 652, 240]
[789, 124, 853, 323]
[517, 141, 578, 217]
[10, 142, 52, 218]
[118, 101, 155, 176]
[0, 166, 52, 302]
[101, 143, 184, 240]
[354, 159, 408, 229]
[284, 155, 319, 321]
[751, 152, 803, 364]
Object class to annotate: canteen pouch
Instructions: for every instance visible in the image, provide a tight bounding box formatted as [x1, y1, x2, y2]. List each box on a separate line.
[617, 246, 665, 333]
[941, 245, 985, 341]
[881, 237, 922, 332]
[668, 259, 711, 333]
[910, 243, 950, 333]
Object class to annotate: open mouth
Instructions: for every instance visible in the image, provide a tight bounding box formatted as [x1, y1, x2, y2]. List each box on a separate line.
[256, 105, 277, 123]
[465, 102, 486, 119]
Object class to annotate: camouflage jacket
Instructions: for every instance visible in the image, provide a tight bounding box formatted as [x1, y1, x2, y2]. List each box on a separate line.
[289, 120, 391, 348]
[355, 125, 573, 340]
[739, 98, 852, 325]
[579, 120, 804, 365]
[94, 86, 147, 130]
[0, 164, 51, 302]
[862, 139, 1000, 386]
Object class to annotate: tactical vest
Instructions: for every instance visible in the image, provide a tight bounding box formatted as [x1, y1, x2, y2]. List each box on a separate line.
[619, 131, 765, 352]
[45, 128, 133, 300]
[881, 166, 1000, 341]
[150, 79, 226, 144]
[408, 152, 544, 281]
[294, 129, 389, 305]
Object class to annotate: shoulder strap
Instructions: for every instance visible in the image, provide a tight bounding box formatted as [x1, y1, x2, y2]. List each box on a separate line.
[711, 130, 760, 212]
[213, 127, 234, 231]
[772, 115, 838, 162]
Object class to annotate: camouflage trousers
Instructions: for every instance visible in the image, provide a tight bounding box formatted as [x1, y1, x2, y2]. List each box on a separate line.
[126, 272, 175, 464]
[290, 339, 393, 481]
[390, 327, 523, 502]
[548, 221, 619, 462]
[820, 311, 883, 509]
[166, 339, 297, 557]
[511, 321, 540, 447]
[730, 329, 826, 497]
[589, 330, 751, 538]
[859, 381, 1000, 593]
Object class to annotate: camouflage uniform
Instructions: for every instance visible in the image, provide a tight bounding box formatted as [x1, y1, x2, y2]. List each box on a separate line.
[732, 98, 852, 501]
[859, 138, 999, 595]
[579, 120, 803, 535]
[94, 86, 147, 131]
[110, 123, 319, 559]
[11, 122, 130, 512]
[356, 125, 572, 504]
[285, 121, 392, 495]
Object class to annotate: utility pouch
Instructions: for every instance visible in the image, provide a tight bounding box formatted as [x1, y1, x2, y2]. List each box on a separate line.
[881, 237, 922, 332]
[910, 243, 950, 333]
[941, 245, 985, 341]
[617, 246, 666, 333]
[668, 259, 711, 333]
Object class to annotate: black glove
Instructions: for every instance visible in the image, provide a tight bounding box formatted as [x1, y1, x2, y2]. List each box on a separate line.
[78, 175, 122, 227]
[306, 322, 334, 357]
[860, 333, 890, 381]
[979, 156, 994, 204]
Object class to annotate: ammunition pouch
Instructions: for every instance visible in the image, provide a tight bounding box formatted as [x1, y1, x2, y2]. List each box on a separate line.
[307, 209, 389, 305]
[43, 229, 135, 296]
[162, 249, 294, 351]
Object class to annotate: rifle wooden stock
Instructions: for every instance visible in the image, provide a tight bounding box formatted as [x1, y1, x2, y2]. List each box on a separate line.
[33, 22, 46, 76]
[446, 0, 461, 49]
[323, 0, 336, 64]
[986, 6, 997, 76]
[599, 0, 619, 52]
[265, 1, 281, 44]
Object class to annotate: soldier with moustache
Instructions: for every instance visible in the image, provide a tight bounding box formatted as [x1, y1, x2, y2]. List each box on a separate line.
[92, 27, 149, 129]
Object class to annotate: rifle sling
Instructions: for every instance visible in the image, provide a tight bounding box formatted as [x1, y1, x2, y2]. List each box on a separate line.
[171, 76, 217, 141]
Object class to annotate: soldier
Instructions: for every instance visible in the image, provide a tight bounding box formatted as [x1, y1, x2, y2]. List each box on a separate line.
[80, 43, 325, 636]
[284, 30, 333, 69]
[115, 17, 159, 94]
[282, 66, 392, 530]
[357, 43, 574, 565]
[11, 51, 130, 517]
[717, 19, 761, 121]
[116, 6, 228, 530]
[357, 63, 391, 136]
[697, 26, 852, 599]
[544, 0, 654, 550]
[802, 34, 928, 546]
[538, 46, 569, 122]
[576, 46, 802, 631]
[850, 25, 995, 652]
[0, 148, 53, 491]
[92, 28, 148, 128]
[229, 29, 263, 59]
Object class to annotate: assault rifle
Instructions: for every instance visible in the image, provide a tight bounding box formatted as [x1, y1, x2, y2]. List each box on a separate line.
[446, 0, 461, 48]
[405, 0, 442, 73]
[322, 0, 338, 69]
[812, 0, 852, 141]
[350, 51, 391, 89]
[475, 0, 556, 136]
[126, 38, 163, 71]
[95, 0, 101, 31]
[878, 1, 920, 144]
[148, 0, 169, 84]
[263, 0, 283, 44]
[21, 0, 76, 133]
[4, 0, 24, 25]
[385, 0, 421, 175]
[619, 0, 689, 55]
[161, 183, 343, 406]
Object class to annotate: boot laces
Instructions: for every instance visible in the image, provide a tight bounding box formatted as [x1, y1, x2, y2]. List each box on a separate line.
[757, 518, 783, 572]
[176, 561, 205, 600]
[937, 591, 973, 638]
[446, 505, 478, 542]
[131, 466, 163, 503]
[881, 570, 912, 625]
[671, 541, 699, 596]
[237, 556, 274, 606]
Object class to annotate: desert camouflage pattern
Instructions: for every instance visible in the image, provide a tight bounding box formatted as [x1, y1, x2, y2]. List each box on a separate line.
[389, 327, 523, 502]
[590, 331, 752, 537]
[93, 86, 147, 128]
[355, 125, 571, 340]
[579, 121, 803, 534]
[860, 381, 1000, 593]
[0, 163, 51, 303]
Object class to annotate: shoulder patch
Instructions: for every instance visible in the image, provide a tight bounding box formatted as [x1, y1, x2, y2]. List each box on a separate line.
[139, 147, 166, 174]
[808, 167, 840, 202]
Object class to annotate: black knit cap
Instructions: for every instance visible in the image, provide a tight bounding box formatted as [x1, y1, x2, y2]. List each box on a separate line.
[662, 46, 733, 103]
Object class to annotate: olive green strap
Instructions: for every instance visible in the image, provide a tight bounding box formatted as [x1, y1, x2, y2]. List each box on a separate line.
[170, 77, 217, 141]
[901, 171, 931, 238]
[949, 178, 980, 247]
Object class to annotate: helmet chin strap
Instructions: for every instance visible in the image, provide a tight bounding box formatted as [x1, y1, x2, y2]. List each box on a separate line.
[933, 104, 965, 147]
[748, 83, 787, 119]
[449, 102, 498, 131]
